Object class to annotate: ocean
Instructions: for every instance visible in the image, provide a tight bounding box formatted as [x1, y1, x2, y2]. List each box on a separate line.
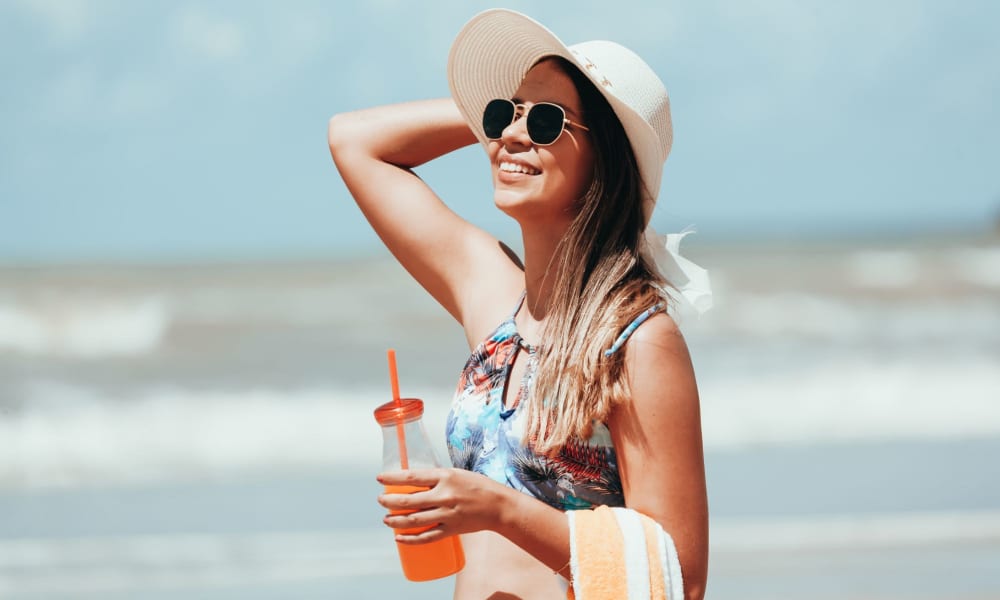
[1, 233, 998, 598]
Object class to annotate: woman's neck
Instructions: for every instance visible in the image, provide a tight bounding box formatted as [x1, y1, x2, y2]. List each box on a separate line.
[518, 220, 572, 329]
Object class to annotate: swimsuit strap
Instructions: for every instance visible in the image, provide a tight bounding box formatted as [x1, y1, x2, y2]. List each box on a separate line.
[508, 290, 538, 353]
[506, 290, 528, 322]
[603, 303, 666, 357]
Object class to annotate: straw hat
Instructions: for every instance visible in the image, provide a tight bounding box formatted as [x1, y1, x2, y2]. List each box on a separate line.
[447, 8, 673, 223]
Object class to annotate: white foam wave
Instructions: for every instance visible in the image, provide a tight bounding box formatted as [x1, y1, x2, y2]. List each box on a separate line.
[699, 356, 1000, 448]
[847, 250, 921, 288]
[0, 382, 454, 490]
[0, 297, 168, 358]
[951, 246, 1000, 288]
[702, 292, 999, 342]
[3, 355, 1000, 490]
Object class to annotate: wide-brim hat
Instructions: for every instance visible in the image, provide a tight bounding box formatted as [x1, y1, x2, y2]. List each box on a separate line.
[447, 9, 673, 223]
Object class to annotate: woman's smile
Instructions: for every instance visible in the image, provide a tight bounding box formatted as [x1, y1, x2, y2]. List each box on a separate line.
[498, 160, 541, 176]
[497, 155, 542, 184]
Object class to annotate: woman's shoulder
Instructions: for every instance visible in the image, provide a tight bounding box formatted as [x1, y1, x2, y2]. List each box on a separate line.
[627, 310, 683, 347]
[609, 309, 700, 438]
[605, 299, 683, 354]
[622, 311, 695, 388]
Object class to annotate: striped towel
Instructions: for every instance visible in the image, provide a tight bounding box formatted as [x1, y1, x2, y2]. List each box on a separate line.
[565, 505, 684, 600]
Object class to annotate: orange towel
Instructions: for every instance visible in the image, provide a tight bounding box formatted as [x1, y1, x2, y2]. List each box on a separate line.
[566, 506, 684, 600]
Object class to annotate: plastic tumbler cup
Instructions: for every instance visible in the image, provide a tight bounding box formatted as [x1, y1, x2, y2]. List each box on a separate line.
[374, 398, 465, 581]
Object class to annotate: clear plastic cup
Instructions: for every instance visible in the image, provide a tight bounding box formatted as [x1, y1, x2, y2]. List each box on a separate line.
[374, 397, 465, 581]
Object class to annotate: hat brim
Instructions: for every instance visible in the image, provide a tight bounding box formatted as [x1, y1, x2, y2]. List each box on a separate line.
[447, 9, 667, 218]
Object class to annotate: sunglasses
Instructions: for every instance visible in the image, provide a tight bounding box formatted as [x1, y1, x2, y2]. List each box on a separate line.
[482, 98, 590, 146]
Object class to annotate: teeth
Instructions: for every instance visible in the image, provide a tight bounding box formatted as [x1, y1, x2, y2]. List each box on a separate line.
[499, 162, 540, 175]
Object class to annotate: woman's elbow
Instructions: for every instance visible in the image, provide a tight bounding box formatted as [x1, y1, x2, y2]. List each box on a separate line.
[678, 547, 708, 600]
[327, 113, 354, 157]
[682, 553, 708, 600]
[685, 579, 706, 600]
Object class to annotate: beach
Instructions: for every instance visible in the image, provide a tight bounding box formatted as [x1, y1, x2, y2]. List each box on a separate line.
[3, 439, 1000, 599]
[2, 234, 999, 598]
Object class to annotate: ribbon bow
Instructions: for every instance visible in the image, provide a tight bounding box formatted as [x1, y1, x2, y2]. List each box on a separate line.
[642, 226, 713, 318]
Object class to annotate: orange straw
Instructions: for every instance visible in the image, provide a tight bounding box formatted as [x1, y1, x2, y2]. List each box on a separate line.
[386, 349, 409, 469]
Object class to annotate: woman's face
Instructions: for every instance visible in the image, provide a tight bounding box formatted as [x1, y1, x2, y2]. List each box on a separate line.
[488, 59, 596, 229]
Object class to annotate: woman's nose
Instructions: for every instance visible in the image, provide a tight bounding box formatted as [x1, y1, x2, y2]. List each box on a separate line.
[500, 111, 531, 148]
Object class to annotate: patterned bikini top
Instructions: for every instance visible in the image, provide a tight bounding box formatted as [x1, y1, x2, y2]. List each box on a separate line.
[445, 292, 664, 511]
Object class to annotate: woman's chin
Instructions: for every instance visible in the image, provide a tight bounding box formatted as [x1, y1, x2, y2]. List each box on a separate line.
[493, 188, 582, 228]
[492, 189, 532, 213]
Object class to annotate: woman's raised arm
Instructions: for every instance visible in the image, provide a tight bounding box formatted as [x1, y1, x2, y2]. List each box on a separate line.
[328, 99, 523, 337]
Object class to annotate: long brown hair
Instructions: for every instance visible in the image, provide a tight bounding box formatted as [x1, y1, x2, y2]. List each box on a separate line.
[526, 58, 669, 454]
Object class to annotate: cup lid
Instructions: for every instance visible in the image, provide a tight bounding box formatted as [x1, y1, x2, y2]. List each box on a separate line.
[373, 398, 424, 425]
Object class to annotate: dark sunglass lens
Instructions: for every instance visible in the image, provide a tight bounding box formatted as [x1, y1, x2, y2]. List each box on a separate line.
[482, 99, 515, 139]
[527, 103, 565, 145]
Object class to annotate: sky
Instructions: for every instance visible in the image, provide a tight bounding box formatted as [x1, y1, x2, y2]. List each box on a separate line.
[1, 0, 998, 263]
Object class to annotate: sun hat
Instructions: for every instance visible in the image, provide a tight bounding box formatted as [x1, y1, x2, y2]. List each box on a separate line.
[448, 9, 712, 318]
[447, 8, 673, 224]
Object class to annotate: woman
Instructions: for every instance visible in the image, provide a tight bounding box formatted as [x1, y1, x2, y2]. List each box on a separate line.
[328, 9, 709, 600]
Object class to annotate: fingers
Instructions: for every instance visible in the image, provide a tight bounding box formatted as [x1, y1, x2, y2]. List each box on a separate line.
[377, 467, 447, 488]
[378, 487, 435, 512]
[394, 526, 448, 545]
[383, 506, 447, 529]
[377, 468, 457, 512]
[383, 507, 451, 544]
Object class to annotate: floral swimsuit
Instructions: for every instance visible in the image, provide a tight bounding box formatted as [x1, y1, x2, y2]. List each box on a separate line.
[446, 292, 664, 511]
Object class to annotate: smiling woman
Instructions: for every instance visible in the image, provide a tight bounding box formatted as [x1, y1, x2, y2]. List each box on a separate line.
[488, 60, 596, 230]
[328, 9, 710, 600]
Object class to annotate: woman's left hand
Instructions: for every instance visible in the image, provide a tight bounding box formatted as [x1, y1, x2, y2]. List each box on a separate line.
[377, 467, 512, 544]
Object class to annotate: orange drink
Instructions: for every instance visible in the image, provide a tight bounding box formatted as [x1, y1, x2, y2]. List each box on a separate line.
[385, 484, 465, 581]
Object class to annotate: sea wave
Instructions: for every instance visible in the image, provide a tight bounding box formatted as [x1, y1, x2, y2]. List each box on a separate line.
[699, 356, 1000, 448]
[699, 293, 999, 343]
[951, 246, 1000, 288]
[3, 358, 999, 490]
[0, 297, 168, 358]
[0, 382, 453, 490]
[847, 250, 921, 289]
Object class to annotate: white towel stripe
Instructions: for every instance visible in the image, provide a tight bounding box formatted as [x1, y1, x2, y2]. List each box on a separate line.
[567, 510, 580, 600]
[612, 507, 651, 599]
[657, 528, 684, 600]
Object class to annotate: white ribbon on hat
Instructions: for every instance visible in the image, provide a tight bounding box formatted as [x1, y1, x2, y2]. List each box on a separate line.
[642, 225, 713, 317]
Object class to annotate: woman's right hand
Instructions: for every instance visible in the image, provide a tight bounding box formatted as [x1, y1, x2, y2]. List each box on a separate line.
[377, 467, 572, 578]
[327, 99, 524, 344]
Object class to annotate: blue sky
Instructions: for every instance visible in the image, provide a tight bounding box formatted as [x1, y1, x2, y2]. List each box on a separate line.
[1, 0, 998, 263]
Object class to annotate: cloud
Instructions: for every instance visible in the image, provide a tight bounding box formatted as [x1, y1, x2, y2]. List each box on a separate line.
[31, 5, 343, 123]
[171, 8, 246, 62]
[11, 0, 98, 42]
